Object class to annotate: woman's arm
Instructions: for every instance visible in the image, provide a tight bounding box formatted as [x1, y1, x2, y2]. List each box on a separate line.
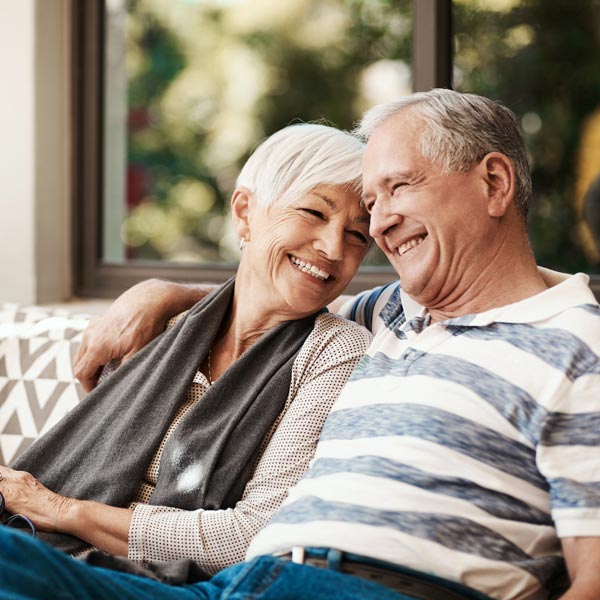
[0, 467, 132, 556]
[127, 315, 372, 573]
[2, 316, 370, 569]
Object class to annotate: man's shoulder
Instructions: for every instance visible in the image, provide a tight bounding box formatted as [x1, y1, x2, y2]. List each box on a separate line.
[341, 280, 404, 333]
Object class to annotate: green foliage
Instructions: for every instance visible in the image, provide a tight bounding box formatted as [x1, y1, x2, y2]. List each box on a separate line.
[455, 0, 600, 271]
[114, 0, 600, 272]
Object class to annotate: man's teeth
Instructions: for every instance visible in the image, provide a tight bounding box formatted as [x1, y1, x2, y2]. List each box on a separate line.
[290, 257, 331, 280]
[398, 236, 426, 256]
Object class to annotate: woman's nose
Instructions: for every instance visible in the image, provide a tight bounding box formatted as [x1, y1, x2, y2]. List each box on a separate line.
[313, 228, 344, 262]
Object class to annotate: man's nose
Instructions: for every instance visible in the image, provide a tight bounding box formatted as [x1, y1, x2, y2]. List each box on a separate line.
[369, 196, 403, 239]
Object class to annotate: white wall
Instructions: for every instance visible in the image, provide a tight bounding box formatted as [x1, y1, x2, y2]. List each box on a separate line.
[0, 0, 72, 304]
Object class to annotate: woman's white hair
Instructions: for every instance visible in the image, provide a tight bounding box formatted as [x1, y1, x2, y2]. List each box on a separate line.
[356, 88, 532, 221]
[236, 123, 364, 207]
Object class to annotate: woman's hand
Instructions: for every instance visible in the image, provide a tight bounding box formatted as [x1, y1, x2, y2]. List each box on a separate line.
[0, 467, 133, 555]
[0, 467, 76, 532]
[74, 279, 213, 392]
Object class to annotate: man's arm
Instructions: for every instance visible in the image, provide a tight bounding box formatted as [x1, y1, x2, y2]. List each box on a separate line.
[560, 537, 600, 599]
[73, 279, 214, 392]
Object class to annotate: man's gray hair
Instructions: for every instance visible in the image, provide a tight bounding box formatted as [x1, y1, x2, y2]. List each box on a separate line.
[356, 88, 532, 220]
[237, 123, 364, 207]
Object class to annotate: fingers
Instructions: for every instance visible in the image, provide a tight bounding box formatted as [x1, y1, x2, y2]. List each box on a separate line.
[73, 318, 113, 392]
[74, 345, 103, 392]
[75, 365, 102, 393]
[0, 466, 17, 481]
[71, 279, 182, 390]
[73, 357, 100, 392]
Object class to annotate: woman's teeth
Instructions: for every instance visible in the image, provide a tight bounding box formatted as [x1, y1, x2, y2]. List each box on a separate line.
[290, 256, 331, 280]
[398, 235, 426, 256]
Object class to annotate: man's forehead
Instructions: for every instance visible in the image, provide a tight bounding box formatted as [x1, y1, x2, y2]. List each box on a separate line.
[364, 117, 417, 161]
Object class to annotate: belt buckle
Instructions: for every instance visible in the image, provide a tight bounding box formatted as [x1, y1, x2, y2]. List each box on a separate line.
[291, 546, 306, 564]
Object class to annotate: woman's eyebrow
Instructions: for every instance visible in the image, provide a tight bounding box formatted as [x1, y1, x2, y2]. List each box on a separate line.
[312, 193, 368, 223]
[313, 193, 336, 209]
[354, 214, 371, 225]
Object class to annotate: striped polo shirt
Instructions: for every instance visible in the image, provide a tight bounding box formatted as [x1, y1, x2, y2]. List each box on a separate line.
[247, 269, 600, 600]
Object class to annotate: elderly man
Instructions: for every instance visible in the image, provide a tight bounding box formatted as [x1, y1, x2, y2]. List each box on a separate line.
[1, 89, 599, 600]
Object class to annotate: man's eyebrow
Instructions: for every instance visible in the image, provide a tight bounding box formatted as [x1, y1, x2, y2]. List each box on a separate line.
[360, 171, 413, 203]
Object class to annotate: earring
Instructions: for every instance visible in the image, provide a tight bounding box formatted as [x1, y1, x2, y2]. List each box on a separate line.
[239, 237, 246, 251]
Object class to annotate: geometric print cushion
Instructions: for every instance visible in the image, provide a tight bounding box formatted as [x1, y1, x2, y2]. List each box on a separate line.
[0, 303, 90, 466]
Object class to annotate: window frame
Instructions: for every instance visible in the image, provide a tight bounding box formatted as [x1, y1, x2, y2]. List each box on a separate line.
[73, 0, 600, 299]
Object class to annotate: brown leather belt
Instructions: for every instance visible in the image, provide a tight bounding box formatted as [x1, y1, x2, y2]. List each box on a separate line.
[273, 547, 486, 600]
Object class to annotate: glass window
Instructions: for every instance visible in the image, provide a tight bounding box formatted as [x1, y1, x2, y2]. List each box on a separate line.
[103, 0, 412, 267]
[454, 0, 600, 274]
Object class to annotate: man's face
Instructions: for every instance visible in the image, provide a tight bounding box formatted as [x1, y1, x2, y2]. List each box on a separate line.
[361, 111, 492, 308]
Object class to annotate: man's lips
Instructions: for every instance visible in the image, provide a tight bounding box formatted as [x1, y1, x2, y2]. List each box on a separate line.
[397, 234, 427, 256]
[385, 234, 427, 256]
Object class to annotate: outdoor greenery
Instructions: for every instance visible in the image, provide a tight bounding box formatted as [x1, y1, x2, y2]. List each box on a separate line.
[110, 0, 600, 273]
[454, 0, 600, 271]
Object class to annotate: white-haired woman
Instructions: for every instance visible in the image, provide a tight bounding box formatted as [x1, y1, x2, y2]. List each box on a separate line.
[0, 124, 372, 576]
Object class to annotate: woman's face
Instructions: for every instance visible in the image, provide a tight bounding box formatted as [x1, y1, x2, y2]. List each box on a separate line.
[242, 183, 371, 318]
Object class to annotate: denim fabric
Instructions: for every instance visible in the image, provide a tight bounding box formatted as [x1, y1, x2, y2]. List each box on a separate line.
[0, 528, 413, 600]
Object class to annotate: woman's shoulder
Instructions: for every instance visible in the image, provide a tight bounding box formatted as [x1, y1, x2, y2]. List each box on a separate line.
[314, 311, 372, 338]
[301, 312, 373, 360]
[165, 310, 190, 329]
[288, 312, 371, 397]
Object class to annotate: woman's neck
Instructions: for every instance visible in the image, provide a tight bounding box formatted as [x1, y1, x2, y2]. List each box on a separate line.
[205, 283, 295, 382]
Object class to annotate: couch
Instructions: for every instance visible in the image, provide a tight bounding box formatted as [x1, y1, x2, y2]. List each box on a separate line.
[0, 303, 89, 466]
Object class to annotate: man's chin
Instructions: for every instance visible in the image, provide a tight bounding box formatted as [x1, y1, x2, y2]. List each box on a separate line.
[396, 272, 432, 304]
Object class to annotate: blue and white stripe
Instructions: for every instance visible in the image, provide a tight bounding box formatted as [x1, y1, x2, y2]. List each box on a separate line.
[248, 271, 600, 600]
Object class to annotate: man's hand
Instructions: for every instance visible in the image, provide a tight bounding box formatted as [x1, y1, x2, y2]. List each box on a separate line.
[560, 536, 600, 599]
[73, 279, 213, 392]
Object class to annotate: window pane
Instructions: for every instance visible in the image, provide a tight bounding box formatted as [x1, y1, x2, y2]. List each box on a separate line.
[103, 0, 412, 265]
[454, 0, 600, 274]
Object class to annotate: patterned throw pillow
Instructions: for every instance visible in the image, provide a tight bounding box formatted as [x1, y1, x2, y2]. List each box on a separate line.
[0, 304, 90, 466]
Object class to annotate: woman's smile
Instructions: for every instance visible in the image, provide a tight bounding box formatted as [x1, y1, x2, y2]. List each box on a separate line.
[289, 255, 333, 282]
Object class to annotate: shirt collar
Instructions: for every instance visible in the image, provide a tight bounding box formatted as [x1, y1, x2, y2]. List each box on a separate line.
[400, 268, 595, 326]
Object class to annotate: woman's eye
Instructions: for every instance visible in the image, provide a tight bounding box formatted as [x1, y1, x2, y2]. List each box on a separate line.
[348, 230, 368, 244]
[301, 208, 324, 219]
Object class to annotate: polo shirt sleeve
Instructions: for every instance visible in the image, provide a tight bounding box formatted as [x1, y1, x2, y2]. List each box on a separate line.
[536, 364, 600, 538]
[338, 281, 401, 334]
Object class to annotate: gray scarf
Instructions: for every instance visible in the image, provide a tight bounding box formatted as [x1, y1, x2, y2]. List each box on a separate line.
[13, 278, 320, 554]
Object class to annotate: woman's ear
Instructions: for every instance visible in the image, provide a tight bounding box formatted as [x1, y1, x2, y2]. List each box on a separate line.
[478, 152, 516, 218]
[231, 186, 252, 241]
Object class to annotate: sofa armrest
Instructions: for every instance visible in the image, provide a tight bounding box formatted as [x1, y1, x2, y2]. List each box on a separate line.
[0, 303, 90, 465]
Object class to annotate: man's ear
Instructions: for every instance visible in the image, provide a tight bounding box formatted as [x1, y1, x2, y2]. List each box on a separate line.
[478, 152, 516, 218]
[231, 186, 253, 241]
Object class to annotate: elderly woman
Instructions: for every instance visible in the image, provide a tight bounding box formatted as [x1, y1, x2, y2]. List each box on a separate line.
[0, 123, 372, 575]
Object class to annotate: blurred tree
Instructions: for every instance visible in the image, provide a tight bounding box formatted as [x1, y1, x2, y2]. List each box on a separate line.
[454, 0, 600, 272]
[112, 0, 411, 264]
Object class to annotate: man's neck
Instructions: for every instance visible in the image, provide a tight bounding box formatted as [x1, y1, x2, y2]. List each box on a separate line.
[425, 246, 549, 323]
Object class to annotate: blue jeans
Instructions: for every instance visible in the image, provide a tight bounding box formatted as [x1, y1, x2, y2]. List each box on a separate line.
[0, 528, 415, 600]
